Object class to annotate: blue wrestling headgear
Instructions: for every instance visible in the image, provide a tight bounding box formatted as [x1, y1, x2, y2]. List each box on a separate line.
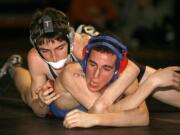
[82, 35, 128, 81]
[29, 8, 75, 69]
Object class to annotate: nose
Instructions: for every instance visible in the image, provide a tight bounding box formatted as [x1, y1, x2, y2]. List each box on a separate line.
[93, 68, 100, 79]
[51, 51, 58, 62]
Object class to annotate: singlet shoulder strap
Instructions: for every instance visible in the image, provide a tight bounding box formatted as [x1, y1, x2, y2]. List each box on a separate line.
[47, 54, 78, 80]
[48, 64, 57, 80]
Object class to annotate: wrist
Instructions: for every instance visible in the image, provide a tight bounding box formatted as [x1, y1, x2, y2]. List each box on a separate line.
[31, 99, 49, 117]
[146, 76, 159, 90]
[39, 100, 47, 108]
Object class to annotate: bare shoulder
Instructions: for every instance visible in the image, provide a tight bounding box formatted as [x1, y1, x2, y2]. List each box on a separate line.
[28, 48, 40, 62]
[127, 59, 140, 72]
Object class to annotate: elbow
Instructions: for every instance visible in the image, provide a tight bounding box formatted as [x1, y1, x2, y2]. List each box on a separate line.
[140, 113, 149, 126]
[32, 108, 47, 118]
[58, 63, 78, 88]
[128, 60, 140, 75]
[57, 65, 71, 86]
[138, 107, 150, 126]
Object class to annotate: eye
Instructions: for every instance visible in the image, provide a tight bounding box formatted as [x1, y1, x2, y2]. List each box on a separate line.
[56, 45, 64, 50]
[88, 61, 96, 67]
[56, 43, 67, 51]
[103, 66, 113, 72]
[90, 62, 96, 67]
[39, 49, 49, 54]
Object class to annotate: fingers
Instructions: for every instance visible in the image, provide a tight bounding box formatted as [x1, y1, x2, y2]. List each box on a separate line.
[35, 87, 41, 94]
[43, 87, 54, 96]
[64, 119, 79, 129]
[171, 66, 180, 71]
[66, 109, 80, 117]
[38, 87, 60, 105]
[42, 80, 54, 90]
[173, 74, 180, 90]
[35, 80, 53, 94]
[63, 109, 81, 129]
[63, 110, 94, 129]
[173, 68, 180, 88]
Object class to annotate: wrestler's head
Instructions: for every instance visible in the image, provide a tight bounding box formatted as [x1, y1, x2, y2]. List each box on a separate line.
[29, 8, 74, 69]
[82, 35, 127, 92]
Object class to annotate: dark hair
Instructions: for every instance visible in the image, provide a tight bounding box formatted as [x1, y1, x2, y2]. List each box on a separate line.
[90, 45, 117, 56]
[29, 8, 70, 46]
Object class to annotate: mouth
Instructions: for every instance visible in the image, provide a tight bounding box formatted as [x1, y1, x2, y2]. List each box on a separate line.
[89, 81, 99, 90]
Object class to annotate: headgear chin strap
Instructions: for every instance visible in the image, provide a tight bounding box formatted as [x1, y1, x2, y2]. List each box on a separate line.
[46, 57, 68, 69]
[82, 35, 128, 81]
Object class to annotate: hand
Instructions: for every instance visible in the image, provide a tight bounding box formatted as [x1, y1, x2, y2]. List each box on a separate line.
[63, 109, 96, 128]
[37, 80, 60, 106]
[149, 66, 180, 90]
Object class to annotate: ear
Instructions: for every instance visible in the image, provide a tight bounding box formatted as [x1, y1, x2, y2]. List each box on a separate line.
[119, 52, 128, 73]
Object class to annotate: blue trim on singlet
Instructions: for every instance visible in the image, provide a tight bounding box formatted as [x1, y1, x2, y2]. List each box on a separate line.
[49, 103, 88, 118]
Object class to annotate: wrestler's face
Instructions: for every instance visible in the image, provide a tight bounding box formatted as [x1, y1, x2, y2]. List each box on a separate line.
[86, 50, 117, 92]
[37, 39, 68, 62]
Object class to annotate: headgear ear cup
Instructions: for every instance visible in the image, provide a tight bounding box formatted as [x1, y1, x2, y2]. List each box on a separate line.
[67, 27, 75, 53]
[119, 52, 128, 73]
[109, 52, 128, 81]
[82, 46, 88, 73]
[82, 46, 87, 59]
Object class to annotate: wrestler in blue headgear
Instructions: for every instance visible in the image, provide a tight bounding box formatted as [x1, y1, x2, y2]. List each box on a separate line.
[82, 34, 128, 81]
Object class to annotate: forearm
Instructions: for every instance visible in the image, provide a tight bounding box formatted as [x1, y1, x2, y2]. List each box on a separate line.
[152, 89, 180, 108]
[90, 60, 140, 112]
[112, 78, 157, 111]
[59, 64, 100, 109]
[93, 102, 149, 127]
[54, 92, 80, 110]
[31, 98, 49, 118]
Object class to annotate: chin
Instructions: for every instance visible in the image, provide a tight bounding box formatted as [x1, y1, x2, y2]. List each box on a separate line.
[88, 86, 101, 92]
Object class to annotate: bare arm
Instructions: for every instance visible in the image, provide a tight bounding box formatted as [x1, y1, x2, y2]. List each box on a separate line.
[152, 89, 180, 108]
[60, 63, 101, 109]
[90, 60, 140, 111]
[63, 101, 149, 128]
[142, 66, 180, 108]
[110, 66, 180, 111]
[63, 73, 149, 128]
[94, 102, 149, 127]
[27, 49, 49, 117]
[53, 76, 80, 110]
